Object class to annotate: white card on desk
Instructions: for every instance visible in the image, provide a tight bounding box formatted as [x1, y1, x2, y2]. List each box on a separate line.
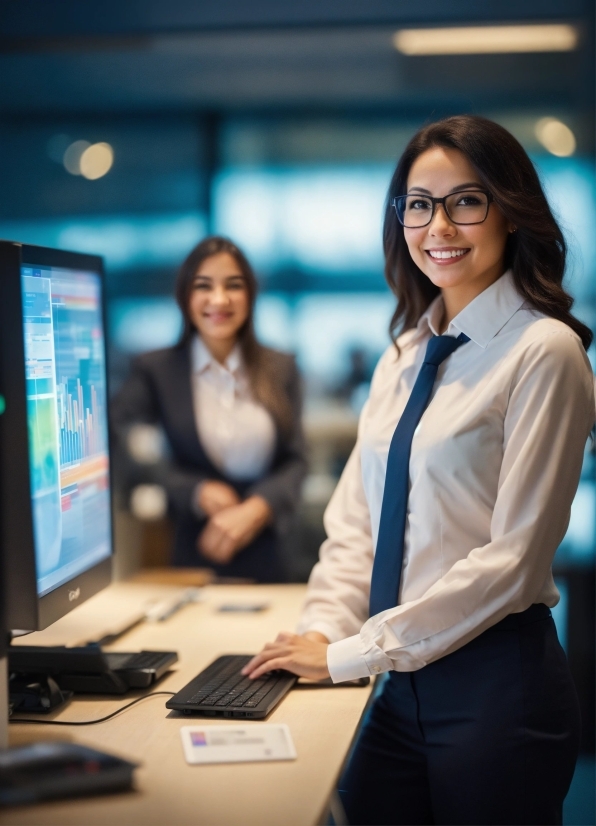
[180, 724, 297, 765]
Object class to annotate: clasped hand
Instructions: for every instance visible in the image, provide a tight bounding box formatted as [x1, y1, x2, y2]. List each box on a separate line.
[196, 481, 271, 565]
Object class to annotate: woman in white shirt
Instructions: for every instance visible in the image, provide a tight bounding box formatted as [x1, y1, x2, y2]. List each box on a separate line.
[112, 236, 306, 582]
[243, 116, 594, 824]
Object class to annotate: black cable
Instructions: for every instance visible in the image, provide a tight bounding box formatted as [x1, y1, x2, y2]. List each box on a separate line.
[10, 691, 176, 725]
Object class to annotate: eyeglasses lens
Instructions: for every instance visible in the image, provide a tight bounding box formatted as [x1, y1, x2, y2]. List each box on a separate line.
[396, 191, 489, 227]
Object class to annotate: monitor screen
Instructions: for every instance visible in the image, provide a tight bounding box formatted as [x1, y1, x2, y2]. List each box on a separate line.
[21, 263, 111, 598]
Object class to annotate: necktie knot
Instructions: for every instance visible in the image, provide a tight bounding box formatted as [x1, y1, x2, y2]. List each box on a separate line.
[423, 332, 470, 367]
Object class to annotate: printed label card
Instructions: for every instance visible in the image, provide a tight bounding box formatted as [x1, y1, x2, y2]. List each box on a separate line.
[180, 724, 297, 765]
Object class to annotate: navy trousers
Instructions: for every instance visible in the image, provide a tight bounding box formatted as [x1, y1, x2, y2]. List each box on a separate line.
[340, 605, 581, 826]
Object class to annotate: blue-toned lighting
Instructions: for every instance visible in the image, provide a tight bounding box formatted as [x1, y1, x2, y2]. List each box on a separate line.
[110, 298, 182, 354]
[551, 578, 568, 651]
[254, 294, 295, 352]
[0, 213, 206, 271]
[214, 166, 389, 273]
[292, 293, 395, 381]
[563, 481, 596, 558]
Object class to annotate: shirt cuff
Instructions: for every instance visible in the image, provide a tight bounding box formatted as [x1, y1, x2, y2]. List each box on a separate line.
[327, 634, 395, 683]
[327, 635, 373, 683]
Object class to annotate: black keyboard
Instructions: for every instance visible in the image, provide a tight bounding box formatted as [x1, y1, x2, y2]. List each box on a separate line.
[166, 655, 297, 720]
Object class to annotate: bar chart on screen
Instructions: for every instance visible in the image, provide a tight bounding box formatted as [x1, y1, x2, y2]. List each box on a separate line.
[22, 265, 111, 596]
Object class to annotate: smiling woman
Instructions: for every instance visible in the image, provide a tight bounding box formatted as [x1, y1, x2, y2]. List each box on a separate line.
[111, 236, 307, 582]
[244, 116, 595, 826]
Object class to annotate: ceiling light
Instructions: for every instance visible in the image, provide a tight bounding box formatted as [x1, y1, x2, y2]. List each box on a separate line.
[393, 24, 579, 56]
[79, 143, 114, 180]
[534, 118, 576, 157]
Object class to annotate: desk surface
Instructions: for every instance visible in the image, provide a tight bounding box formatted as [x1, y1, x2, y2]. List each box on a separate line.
[4, 582, 372, 826]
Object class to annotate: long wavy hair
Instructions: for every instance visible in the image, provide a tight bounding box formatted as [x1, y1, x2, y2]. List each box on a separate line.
[383, 115, 593, 351]
[175, 235, 293, 435]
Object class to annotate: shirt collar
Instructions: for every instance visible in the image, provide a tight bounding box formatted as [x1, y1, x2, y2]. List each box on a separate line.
[415, 270, 525, 349]
[449, 270, 525, 348]
[191, 335, 242, 376]
[417, 295, 444, 339]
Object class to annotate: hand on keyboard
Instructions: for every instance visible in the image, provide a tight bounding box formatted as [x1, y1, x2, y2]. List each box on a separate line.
[241, 632, 330, 682]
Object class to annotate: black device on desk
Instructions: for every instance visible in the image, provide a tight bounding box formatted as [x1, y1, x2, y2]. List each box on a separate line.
[9, 645, 178, 713]
[0, 742, 138, 806]
[166, 654, 297, 720]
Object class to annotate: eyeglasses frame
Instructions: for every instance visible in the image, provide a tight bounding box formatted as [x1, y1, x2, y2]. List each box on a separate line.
[392, 189, 494, 229]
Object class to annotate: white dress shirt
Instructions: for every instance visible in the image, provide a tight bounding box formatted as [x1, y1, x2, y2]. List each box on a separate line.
[191, 336, 276, 482]
[296, 271, 595, 683]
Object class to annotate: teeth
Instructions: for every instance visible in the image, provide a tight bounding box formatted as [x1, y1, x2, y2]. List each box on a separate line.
[428, 249, 468, 259]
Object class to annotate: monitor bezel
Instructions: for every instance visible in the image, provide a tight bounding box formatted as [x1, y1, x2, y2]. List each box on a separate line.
[0, 241, 113, 631]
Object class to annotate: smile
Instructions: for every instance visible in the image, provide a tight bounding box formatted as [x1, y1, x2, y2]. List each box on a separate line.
[426, 248, 470, 260]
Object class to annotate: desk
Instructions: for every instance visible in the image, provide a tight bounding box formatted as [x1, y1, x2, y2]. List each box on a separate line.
[4, 582, 373, 826]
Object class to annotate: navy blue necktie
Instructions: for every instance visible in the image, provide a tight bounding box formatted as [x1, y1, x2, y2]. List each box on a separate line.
[369, 333, 470, 617]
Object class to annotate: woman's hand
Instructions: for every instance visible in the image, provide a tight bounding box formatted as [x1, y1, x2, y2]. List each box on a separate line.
[241, 632, 330, 681]
[196, 480, 241, 517]
[197, 495, 272, 564]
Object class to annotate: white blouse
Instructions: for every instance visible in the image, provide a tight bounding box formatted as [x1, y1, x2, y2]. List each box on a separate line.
[296, 271, 595, 683]
[191, 336, 276, 482]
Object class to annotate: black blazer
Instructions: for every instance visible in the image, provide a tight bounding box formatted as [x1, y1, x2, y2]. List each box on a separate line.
[111, 342, 307, 581]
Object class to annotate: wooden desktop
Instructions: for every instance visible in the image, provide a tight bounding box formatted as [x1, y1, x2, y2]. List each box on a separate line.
[3, 580, 373, 826]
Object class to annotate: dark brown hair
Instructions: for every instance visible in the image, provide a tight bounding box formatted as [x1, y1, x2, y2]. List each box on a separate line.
[383, 115, 593, 351]
[175, 235, 293, 435]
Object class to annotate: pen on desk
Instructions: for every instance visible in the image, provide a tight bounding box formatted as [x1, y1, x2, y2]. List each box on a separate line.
[144, 588, 204, 622]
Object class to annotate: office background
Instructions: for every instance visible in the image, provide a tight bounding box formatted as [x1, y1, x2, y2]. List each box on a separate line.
[0, 2, 593, 820]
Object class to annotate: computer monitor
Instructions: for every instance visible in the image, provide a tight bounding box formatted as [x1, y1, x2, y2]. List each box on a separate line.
[0, 241, 112, 632]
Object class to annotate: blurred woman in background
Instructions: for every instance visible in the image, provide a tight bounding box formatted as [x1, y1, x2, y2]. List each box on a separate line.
[112, 236, 306, 582]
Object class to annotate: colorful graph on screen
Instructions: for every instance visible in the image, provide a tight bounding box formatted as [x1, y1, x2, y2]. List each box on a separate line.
[21, 265, 111, 597]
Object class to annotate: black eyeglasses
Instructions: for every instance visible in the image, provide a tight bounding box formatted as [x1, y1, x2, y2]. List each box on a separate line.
[392, 190, 493, 228]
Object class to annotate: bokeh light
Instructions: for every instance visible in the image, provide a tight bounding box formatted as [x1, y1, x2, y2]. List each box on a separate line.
[62, 140, 114, 178]
[534, 118, 576, 157]
[80, 142, 114, 179]
[62, 140, 90, 174]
